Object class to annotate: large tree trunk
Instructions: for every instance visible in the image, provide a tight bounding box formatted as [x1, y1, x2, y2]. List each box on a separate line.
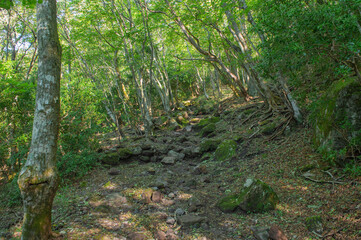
[17, 0, 62, 239]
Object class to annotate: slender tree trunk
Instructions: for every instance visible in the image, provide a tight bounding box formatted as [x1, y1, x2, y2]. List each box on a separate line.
[17, 1, 61, 239]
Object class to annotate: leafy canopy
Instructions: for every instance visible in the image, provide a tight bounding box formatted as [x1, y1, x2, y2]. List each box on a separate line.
[0, 0, 43, 9]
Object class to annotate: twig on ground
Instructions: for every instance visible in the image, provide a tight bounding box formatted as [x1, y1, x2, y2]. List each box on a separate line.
[248, 127, 260, 139]
[322, 227, 345, 239]
[302, 175, 344, 185]
[311, 231, 323, 238]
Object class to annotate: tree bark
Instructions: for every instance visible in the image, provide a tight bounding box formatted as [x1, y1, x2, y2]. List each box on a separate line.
[17, 0, 62, 239]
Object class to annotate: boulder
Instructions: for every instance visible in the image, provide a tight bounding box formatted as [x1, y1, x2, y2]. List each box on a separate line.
[314, 78, 361, 163]
[215, 140, 237, 161]
[239, 178, 279, 213]
[217, 178, 279, 213]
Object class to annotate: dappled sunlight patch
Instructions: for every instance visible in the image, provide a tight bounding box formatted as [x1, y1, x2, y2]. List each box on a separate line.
[176, 192, 193, 201]
[276, 203, 303, 216]
[102, 181, 118, 190]
[123, 187, 148, 200]
[97, 218, 121, 230]
[281, 184, 308, 191]
[65, 224, 102, 239]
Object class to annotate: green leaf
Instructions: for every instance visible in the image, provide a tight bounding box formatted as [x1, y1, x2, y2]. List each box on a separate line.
[0, 0, 13, 9]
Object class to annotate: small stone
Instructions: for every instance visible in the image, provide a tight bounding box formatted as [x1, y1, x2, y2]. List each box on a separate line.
[177, 214, 205, 226]
[161, 156, 176, 165]
[108, 168, 121, 175]
[250, 226, 270, 240]
[175, 208, 185, 216]
[151, 191, 163, 203]
[168, 192, 175, 198]
[166, 217, 176, 225]
[168, 150, 185, 160]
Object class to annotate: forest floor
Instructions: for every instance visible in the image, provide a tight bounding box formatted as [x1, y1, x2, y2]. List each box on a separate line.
[2, 96, 361, 240]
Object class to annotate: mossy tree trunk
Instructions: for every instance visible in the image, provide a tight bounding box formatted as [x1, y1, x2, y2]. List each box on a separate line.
[17, 0, 62, 239]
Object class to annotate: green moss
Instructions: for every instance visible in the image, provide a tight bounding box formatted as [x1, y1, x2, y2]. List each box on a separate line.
[239, 179, 279, 213]
[101, 152, 120, 165]
[313, 78, 361, 165]
[215, 140, 237, 161]
[196, 117, 220, 130]
[201, 152, 213, 161]
[218, 179, 279, 213]
[313, 78, 355, 147]
[101, 148, 133, 166]
[200, 139, 221, 153]
[200, 123, 216, 137]
[245, 181, 278, 212]
[118, 148, 133, 160]
[217, 194, 241, 212]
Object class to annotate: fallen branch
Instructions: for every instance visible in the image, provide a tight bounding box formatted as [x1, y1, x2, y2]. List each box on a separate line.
[302, 175, 344, 185]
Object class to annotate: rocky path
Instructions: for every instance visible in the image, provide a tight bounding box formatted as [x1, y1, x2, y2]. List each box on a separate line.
[5, 98, 361, 239]
[50, 110, 258, 240]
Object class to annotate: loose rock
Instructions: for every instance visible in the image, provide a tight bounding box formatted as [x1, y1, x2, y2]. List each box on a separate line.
[177, 214, 205, 226]
[161, 156, 176, 165]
